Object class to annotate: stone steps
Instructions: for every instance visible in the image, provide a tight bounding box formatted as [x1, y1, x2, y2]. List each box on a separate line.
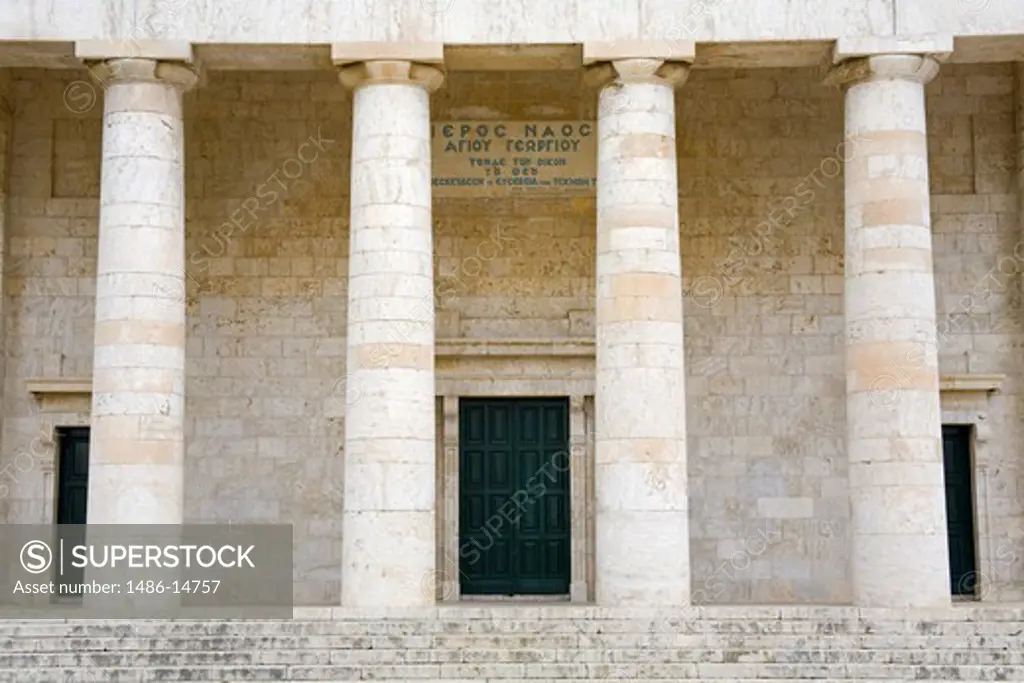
[2, 606, 1023, 681]
[3, 642, 1023, 653]
[4, 647, 1019, 655]
[12, 679, 1024, 683]
[5, 671, 1024, 681]
[3, 635, 1024, 649]
[5, 619, 1024, 634]
[5, 672, 1024, 683]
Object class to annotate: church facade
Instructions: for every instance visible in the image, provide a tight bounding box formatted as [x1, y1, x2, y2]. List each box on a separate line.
[0, 0, 1023, 611]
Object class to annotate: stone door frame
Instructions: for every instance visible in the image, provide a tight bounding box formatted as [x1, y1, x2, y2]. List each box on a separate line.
[939, 374, 1006, 602]
[436, 387, 593, 603]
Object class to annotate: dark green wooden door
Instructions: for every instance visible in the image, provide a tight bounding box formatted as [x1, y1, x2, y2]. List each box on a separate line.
[942, 425, 978, 596]
[56, 428, 90, 525]
[459, 398, 571, 595]
[55, 428, 89, 598]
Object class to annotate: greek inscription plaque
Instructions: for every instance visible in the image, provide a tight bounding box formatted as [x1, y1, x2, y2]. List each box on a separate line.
[432, 121, 597, 196]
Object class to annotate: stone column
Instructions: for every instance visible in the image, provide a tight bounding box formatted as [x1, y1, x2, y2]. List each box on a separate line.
[586, 57, 691, 606]
[829, 54, 950, 607]
[87, 58, 198, 526]
[337, 60, 444, 607]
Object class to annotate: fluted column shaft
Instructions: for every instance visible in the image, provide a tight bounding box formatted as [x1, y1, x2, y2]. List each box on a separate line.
[589, 58, 691, 606]
[87, 58, 197, 526]
[339, 60, 444, 607]
[831, 54, 950, 607]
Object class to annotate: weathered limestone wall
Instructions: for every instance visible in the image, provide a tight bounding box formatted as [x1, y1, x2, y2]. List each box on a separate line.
[433, 64, 1024, 603]
[0, 70, 354, 605]
[0, 68, 11, 522]
[433, 71, 596, 340]
[0, 69, 99, 531]
[677, 67, 849, 603]
[929, 62, 1023, 602]
[181, 72, 349, 605]
[0, 62, 1020, 605]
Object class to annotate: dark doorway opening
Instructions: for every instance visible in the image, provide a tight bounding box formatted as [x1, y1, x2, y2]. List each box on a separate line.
[942, 424, 978, 598]
[54, 427, 89, 600]
[55, 427, 89, 525]
[459, 398, 571, 596]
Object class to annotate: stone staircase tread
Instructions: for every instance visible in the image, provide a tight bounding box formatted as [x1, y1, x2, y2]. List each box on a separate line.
[6, 647, 1024, 655]
[278, 606, 1024, 619]
[7, 613, 1024, 625]
[3, 624, 1023, 637]
[6, 672, 1024, 682]
[4, 643, 1022, 652]
[2, 609, 1023, 681]
[199, 652, 1022, 659]
[0, 677, 944, 683]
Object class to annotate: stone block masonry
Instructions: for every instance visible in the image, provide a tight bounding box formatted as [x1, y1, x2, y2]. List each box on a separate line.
[0, 60, 1020, 605]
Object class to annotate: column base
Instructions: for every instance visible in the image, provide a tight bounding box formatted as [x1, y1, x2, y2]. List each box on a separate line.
[341, 510, 435, 608]
[852, 533, 950, 608]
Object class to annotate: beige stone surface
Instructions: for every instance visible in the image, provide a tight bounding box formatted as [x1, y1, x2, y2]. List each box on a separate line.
[834, 54, 950, 608]
[340, 60, 443, 607]
[1, 0, 1022, 44]
[4, 605, 1024, 680]
[1018, 63, 1024, 326]
[0, 68, 10, 525]
[86, 58, 197, 526]
[0, 59, 1020, 606]
[74, 40, 194, 63]
[591, 57, 691, 606]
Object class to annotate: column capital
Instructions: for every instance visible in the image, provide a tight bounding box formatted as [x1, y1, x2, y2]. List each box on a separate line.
[584, 58, 690, 90]
[825, 54, 940, 89]
[89, 58, 200, 92]
[337, 60, 445, 92]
